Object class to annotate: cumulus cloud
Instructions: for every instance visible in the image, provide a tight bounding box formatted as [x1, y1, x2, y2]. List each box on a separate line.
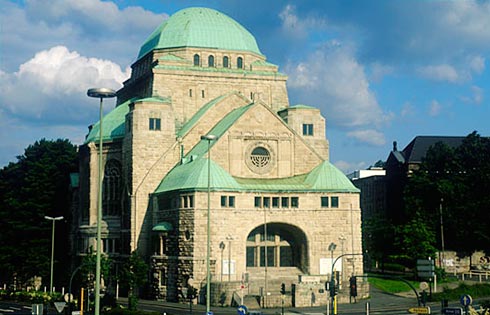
[1, 0, 166, 72]
[401, 102, 416, 118]
[1, 45, 129, 122]
[286, 41, 393, 129]
[460, 85, 484, 105]
[346, 129, 386, 146]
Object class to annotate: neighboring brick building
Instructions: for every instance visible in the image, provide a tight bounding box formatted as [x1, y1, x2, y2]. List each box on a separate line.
[72, 7, 363, 307]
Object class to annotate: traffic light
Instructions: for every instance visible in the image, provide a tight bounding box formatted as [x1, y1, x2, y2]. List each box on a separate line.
[280, 283, 286, 295]
[349, 276, 357, 297]
[329, 279, 336, 297]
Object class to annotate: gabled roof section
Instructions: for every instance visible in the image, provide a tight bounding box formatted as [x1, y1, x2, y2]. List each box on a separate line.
[185, 103, 254, 157]
[403, 136, 465, 164]
[154, 157, 240, 193]
[177, 93, 230, 138]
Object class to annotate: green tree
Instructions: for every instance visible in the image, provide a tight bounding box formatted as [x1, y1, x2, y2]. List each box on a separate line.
[119, 252, 148, 310]
[0, 139, 78, 287]
[404, 131, 490, 255]
[394, 214, 437, 264]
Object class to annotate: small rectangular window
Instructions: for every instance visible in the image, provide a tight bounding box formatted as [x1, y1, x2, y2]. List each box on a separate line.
[254, 196, 262, 208]
[149, 118, 161, 130]
[321, 196, 329, 208]
[189, 195, 194, 208]
[331, 196, 339, 208]
[272, 197, 279, 208]
[189, 89, 193, 97]
[183, 196, 188, 208]
[281, 197, 289, 208]
[291, 197, 299, 208]
[263, 197, 270, 208]
[202, 90, 205, 98]
[302, 123, 313, 136]
[221, 196, 227, 207]
[229, 196, 235, 208]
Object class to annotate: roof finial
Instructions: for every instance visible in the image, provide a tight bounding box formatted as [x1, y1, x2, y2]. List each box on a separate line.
[393, 141, 398, 151]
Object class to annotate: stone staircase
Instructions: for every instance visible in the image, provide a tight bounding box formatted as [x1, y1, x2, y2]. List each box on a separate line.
[244, 267, 303, 295]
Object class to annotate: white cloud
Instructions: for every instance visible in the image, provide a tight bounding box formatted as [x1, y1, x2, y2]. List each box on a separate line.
[334, 160, 368, 174]
[1, 0, 166, 73]
[417, 64, 459, 83]
[369, 63, 394, 82]
[17, 46, 129, 95]
[346, 129, 386, 146]
[469, 55, 485, 74]
[278, 4, 326, 39]
[286, 41, 393, 129]
[401, 102, 416, 118]
[428, 100, 442, 117]
[1, 45, 129, 121]
[461, 85, 484, 105]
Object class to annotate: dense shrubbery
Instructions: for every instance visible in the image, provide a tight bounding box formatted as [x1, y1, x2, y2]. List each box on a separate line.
[433, 283, 490, 301]
[0, 289, 62, 303]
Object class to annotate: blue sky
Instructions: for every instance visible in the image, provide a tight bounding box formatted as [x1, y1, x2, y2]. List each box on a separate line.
[1, 0, 490, 173]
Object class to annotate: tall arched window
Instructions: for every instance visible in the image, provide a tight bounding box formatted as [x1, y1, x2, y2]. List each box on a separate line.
[223, 56, 229, 68]
[103, 159, 122, 216]
[193, 54, 200, 66]
[237, 57, 243, 69]
[208, 55, 215, 67]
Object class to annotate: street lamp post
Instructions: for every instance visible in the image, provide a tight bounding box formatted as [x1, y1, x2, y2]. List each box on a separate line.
[87, 88, 116, 315]
[44, 215, 64, 293]
[226, 235, 233, 282]
[201, 134, 217, 315]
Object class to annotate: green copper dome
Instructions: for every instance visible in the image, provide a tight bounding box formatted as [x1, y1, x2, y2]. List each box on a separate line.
[137, 7, 262, 60]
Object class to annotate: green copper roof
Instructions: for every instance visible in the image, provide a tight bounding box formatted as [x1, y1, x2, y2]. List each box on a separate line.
[138, 7, 262, 60]
[152, 221, 173, 231]
[154, 157, 241, 193]
[85, 99, 131, 143]
[85, 96, 170, 143]
[177, 94, 229, 137]
[304, 161, 360, 192]
[290, 104, 317, 110]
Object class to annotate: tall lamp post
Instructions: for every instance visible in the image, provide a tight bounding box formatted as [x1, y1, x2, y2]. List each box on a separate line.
[87, 87, 116, 315]
[201, 134, 217, 315]
[44, 215, 64, 293]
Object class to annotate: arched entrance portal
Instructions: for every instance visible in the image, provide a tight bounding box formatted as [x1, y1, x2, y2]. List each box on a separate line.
[246, 223, 308, 273]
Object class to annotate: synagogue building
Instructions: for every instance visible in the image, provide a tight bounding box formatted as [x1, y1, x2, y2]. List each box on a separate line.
[73, 7, 364, 307]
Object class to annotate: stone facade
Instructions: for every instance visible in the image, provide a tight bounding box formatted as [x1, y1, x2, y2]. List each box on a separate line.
[73, 7, 364, 308]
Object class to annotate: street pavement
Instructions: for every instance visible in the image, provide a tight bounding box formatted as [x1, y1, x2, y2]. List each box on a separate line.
[0, 287, 483, 315]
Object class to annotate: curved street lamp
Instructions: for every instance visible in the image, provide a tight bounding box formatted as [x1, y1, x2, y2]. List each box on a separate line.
[87, 87, 116, 315]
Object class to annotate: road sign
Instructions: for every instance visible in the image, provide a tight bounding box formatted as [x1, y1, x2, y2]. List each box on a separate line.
[460, 294, 472, 306]
[54, 302, 66, 313]
[408, 306, 431, 314]
[237, 305, 248, 315]
[64, 293, 74, 303]
[442, 307, 463, 315]
[417, 259, 435, 279]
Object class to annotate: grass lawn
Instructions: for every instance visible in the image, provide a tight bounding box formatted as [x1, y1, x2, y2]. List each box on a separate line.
[368, 277, 421, 293]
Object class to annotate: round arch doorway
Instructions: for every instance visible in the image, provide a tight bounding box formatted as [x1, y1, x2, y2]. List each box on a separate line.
[245, 223, 308, 273]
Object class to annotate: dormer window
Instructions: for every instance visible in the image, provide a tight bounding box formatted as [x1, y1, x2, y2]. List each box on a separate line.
[208, 55, 214, 67]
[193, 54, 200, 66]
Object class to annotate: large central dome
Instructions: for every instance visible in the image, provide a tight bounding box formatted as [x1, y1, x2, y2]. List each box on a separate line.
[137, 7, 262, 60]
